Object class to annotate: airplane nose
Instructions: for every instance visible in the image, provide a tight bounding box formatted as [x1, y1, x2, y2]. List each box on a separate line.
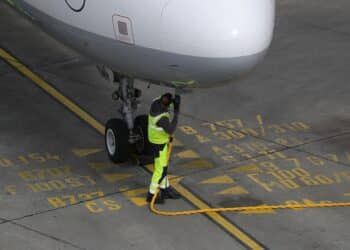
[161, 0, 275, 58]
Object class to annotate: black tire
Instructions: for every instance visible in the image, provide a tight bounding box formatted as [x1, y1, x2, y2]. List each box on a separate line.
[105, 119, 130, 163]
[134, 115, 152, 156]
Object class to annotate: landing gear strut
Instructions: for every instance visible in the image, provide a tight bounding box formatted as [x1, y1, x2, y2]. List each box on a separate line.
[105, 75, 151, 163]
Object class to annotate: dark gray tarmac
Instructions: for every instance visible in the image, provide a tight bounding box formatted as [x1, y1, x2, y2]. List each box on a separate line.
[1, 1, 350, 249]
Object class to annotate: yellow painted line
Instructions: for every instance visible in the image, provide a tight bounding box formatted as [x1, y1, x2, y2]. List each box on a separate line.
[0, 47, 264, 250]
[345, 193, 350, 196]
[0, 48, 105, 135]
[72, 148, 104, 157]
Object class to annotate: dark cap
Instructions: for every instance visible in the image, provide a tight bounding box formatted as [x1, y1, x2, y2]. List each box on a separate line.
[161, 93, 173, 107]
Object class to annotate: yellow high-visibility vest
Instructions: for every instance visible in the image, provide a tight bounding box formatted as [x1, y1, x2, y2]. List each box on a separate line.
[148, 112, 170, 144]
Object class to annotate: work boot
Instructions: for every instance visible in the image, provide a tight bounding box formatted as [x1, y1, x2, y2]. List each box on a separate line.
[161, 186, 181, 199]
[146, 192, 165, 204]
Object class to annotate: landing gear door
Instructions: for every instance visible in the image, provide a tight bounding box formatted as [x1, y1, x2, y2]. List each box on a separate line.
[112, 14, 135, 45]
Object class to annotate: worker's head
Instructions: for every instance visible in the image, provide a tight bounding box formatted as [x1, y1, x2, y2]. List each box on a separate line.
[160, 93, 173, 108]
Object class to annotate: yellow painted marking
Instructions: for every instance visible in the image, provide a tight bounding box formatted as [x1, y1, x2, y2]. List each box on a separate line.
[123, 187, 149, 207]
[345, 193, 350, 196]
[182, 159, 213, 169]
[5, 185, 16, 195]
[167, 174, 178, 180]
[88, 162, 110, 171]
[0, 47, 263, 249]
[216, 186, 249, 196]
[228, 164, 262, 174]
[177, 150, 200, 159]
[200, 175, 234, 185]
[129, 197, 148, 207]
[72, 148, 103, 158]
[171, 178, 264, 250]
[173, 138, 184, 147]
[123, 187, 148, 197]
[144, 164, 154, 172]
[102, 173, 134, 183]
[256, 114, 266, 136]
[0, 48, 105, 135]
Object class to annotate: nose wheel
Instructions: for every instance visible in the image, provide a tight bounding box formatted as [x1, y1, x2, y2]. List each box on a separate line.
[104, 75, 152, 163]
[105, 119, 130, 163]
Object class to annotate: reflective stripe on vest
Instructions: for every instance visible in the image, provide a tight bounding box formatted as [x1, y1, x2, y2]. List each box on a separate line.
[148, 112, 170, 144]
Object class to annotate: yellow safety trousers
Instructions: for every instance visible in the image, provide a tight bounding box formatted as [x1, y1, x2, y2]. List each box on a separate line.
[149, 143, 169, 194]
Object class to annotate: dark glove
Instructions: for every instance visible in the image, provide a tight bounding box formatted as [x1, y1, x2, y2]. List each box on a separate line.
[173, 94, 181, 113]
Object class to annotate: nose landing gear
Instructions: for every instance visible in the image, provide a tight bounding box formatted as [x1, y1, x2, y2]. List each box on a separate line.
[104, 75, 151, 163]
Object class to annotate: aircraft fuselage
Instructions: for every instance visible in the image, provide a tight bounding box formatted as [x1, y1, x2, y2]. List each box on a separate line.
[9, 0, 275, 88]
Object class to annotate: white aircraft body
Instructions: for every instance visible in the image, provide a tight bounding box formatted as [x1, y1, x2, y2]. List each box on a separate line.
[7, 0, 276, 162]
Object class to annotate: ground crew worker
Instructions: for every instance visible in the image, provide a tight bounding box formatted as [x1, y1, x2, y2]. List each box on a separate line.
[146, 93, 181, 204]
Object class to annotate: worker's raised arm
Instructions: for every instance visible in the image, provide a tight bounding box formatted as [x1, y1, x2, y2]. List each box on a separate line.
[156, 113, 178, 134]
